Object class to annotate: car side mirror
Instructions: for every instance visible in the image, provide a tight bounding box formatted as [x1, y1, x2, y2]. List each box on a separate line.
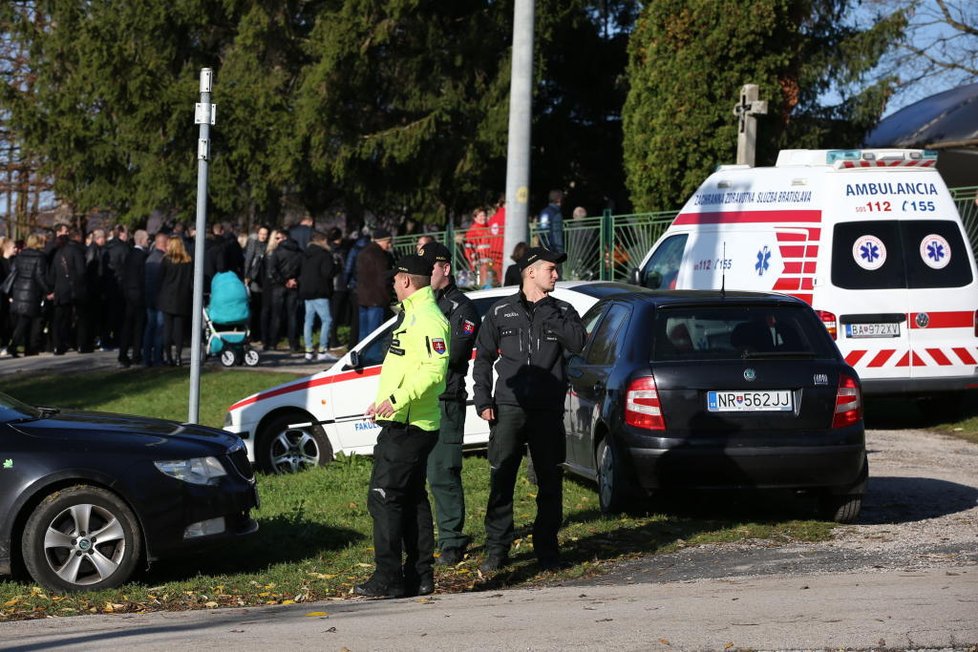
[646, 271, 663, 289]
[342, 350, 361, 371]
[630, 268, 640, 285]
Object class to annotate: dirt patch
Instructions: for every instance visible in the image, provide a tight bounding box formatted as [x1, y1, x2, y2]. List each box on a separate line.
[583, 428, 978, 585]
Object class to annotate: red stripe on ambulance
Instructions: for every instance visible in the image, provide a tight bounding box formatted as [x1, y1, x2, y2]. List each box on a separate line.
[909, 311, 974, 329]
[673, 210, 822, 226]
[867, 350, 896, 367]
[953, 348, 977, 365]
[926, 348, 953, 366]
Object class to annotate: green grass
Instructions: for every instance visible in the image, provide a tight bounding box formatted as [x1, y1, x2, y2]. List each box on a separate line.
[8, 370, 946, 620]
[2, 368, 299, 429]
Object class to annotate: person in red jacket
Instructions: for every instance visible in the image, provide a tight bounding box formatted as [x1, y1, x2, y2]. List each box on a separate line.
[464, 208, 493, 286]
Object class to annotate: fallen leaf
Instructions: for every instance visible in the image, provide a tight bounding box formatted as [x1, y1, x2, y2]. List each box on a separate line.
[305, 611, 329, 617]
[356, 563, 372, 568]
[659, 639, 670, 646]
[4, 598, 19, 608]
[281, 600, 295, 605]
[724, 643, 734, 650]
[204, 601, 218, 608]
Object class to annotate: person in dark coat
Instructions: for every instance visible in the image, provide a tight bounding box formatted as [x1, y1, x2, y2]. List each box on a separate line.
[142, 232, 169, 365]
[85, 229, 106, 350]
[7, 234, 51, 357]
[243, 225, 269, 343]
[355, 228, 394, 343]
[0, 237, 16, 353]
[157, 235, 194, 365]
[264, 228, 303, 352]
[102, 224, 130, 348]
[118, 230, 148, 367]
[51, 228, 91, 354]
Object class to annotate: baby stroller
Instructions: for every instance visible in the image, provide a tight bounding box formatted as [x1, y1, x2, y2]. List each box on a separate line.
[204, 271, 260, 367]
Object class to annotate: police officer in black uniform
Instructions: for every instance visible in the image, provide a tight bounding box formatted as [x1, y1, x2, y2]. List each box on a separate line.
[473, 247, 586, 572]
[419, 241, 480, 565]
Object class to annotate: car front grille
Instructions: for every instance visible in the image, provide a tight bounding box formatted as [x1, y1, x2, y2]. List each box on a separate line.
[226, 447, 256, 481]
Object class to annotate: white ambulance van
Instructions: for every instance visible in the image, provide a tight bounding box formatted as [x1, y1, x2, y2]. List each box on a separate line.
[635, 149, 978, 402]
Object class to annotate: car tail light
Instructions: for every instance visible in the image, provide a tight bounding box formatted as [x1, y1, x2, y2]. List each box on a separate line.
[816, 310, 837, 340]
[624, 376, 665, 430]
[832, 373, 862, 429]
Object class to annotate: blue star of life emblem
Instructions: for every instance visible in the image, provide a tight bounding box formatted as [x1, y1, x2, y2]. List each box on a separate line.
[926, 240, 945, 262]
[755, 246, 770, 276]
[860, 242, 880, 263]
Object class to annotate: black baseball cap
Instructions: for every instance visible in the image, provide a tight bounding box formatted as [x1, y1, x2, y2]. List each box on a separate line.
[388, 254, 433, 278]
[419, 241, 451, 264]
[517, 247, 567, 271]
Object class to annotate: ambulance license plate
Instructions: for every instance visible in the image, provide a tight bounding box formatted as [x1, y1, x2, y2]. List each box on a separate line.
[707, 390, 793, 412]
[846, 323, 900, 338]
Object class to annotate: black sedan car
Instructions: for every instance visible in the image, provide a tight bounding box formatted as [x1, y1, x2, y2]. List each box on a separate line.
[564, 290, 868, 523]
[0, 393, 259, 591]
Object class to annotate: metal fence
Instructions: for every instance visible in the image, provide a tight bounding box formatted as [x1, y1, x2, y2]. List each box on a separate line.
[393, 185, 978, 287]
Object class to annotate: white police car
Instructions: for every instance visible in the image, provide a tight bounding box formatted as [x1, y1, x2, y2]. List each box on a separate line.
[224, 281, 631, 473]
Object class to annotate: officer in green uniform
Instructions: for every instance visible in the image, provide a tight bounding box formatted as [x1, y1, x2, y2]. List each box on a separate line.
[419, 241, 480, 565]
[355, 254, 451, 599]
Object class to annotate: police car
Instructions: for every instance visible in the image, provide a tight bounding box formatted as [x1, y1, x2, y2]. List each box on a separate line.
[224, 281, 632, 473]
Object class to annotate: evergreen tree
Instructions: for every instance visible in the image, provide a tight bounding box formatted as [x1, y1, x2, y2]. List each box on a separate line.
[622, 0, 907, 212]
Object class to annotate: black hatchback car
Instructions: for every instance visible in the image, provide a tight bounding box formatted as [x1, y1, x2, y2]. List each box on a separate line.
[0, 393, 259, 591]
[563, 290, 868, 522]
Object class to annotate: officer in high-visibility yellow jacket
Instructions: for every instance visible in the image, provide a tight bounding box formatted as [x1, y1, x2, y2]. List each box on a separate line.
[356, 254, 450, 600]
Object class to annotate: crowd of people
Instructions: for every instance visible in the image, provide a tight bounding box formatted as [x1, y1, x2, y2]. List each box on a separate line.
[0, 189, 582, 366]
[0, 218, 409, 366]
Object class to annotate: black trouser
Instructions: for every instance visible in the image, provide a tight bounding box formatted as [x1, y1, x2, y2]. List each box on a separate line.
[368, 422, 439, 585]
[484, 405, 566, 562]
[248, 289, 263, 343]
[163, 313, 186, 362]
[119, 301, 146, 362]
[10, 314, 40, 354]
[427, 399, 468, 551]
[267, 285, 299, 350]
[53, 303, 85, 353]
[328, 289, 349, 347]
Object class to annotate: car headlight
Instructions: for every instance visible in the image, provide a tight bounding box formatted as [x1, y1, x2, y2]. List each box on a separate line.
[223, 412, 234, 428]
[154, 457, 228, 486]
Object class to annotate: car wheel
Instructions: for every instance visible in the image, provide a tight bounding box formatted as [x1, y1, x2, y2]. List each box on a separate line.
[243, 348, 260, 367]
[818, 493, 863, 524]
[220, 349, 237, 367]
[22, 485, 142, 592]
[596, 439, 630, 515]
[259, 414, 333, 474]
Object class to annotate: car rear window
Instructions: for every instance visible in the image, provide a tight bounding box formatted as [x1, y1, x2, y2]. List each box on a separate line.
[831, 220, 974, 289]
[651, 304, 838, 361]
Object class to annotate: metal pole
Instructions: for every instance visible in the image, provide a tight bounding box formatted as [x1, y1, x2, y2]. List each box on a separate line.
[188, 68, 214, 423]
[503, 0, 534, 267]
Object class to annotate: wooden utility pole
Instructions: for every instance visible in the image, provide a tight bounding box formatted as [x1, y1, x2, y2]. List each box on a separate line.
[733, 84, 767, 166]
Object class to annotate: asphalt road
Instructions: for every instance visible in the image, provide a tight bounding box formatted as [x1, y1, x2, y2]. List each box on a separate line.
[2, 567, 974, 651]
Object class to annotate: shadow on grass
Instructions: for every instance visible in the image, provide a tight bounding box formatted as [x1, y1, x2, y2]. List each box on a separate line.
[4, 369, 192, 411]
[864, 395, 978, 430]
[472, 484, 825, 592]
[137, 514, 365, 583]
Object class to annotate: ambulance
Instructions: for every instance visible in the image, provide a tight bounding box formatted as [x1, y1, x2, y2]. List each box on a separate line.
[635, 149, 978, 404]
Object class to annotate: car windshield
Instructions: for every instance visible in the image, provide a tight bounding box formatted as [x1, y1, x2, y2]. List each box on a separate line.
[651, 304, 838, 361]
[0, 392, 42, 422]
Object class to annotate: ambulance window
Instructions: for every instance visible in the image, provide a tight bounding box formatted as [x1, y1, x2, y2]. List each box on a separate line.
[359, 324, 395, 367]
[831, 222, 905, 289]
[640, 234, 687, 289]
[902, 221, 973, 288]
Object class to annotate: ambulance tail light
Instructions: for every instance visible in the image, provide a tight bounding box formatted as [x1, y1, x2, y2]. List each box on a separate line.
[625, 376, 665, 431]
[816, 310, 838, 340]
[832, 374, 863, 429]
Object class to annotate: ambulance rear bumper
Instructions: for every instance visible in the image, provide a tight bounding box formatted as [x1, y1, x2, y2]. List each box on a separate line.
[861, 375, 978, 397]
